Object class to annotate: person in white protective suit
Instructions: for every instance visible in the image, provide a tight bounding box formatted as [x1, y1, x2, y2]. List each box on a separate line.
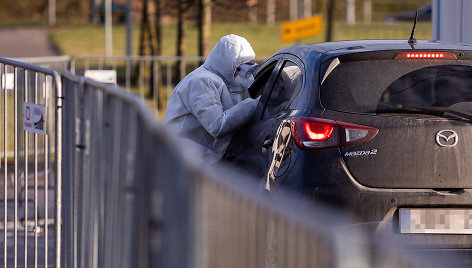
[164, 34, 260, 164]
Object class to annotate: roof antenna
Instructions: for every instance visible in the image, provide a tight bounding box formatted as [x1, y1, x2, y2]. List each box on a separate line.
[408, 10, 418, 48]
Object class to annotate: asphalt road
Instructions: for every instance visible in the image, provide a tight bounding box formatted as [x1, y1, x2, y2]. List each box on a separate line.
[0, 169, 56, 267]
[0, 28, 58, 58]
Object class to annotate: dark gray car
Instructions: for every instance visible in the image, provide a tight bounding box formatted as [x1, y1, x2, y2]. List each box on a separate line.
[226, 39, 472, 260]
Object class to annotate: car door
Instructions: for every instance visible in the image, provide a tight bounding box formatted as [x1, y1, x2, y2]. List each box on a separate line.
[225, 55, 305, 178]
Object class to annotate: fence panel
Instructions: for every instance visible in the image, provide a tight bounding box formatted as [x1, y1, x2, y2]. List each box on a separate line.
[62, 71, 152, 268]
[13, 56, 71, 74]
[0, 58, 62, 268]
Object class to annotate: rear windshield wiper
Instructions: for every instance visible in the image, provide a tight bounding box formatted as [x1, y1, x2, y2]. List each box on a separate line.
[375, 106, 472, 121]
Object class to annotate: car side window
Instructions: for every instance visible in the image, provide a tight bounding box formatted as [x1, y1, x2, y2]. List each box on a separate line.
[263, 61, 302, 118]
[249, 61, 277, 98]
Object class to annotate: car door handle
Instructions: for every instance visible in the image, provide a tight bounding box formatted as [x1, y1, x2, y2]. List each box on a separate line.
[262, 138, 274, 149]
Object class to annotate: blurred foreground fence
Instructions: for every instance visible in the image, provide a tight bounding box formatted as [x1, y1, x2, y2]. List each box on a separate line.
[0, 56, 461, 268]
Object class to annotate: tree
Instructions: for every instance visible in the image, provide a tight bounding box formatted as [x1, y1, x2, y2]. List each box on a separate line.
[138, 0, 163, 107]
[346, 0, 355, 25]
[198, 0, 212, 62]
[89, 0, 97, 22]
[289, 0, 298, 21]
[363, 0, 372, 23]
[266, 0, 275, 24]
[304, 0, 312, 18]
[175, 0, 193, 81]
[326, 0, 335, 41]
[153, 0, 164, 109]
[247, 0, 257, 23]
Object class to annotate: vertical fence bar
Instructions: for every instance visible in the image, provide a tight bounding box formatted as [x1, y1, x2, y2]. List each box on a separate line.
[60, 77, 69, 268]
[125, 58, 131, 91]
[123, 105, 138, 268]
[139, 61, 144, 98]
[82, 83, 92, 268]
[44, 73, 49, 268]
[166, 61, 172, 102]
[2, 63, 7, 268]
[153, 61, 158, 110]
[180, 60, 186, 81]
[77, 77, 86, 268]
[85, 59, 90, 75]
[113, 100, 128, 268]
[91, 88, 103, 268]
[55, 71, 63, 268]
[74, 77, 86, 268]
[70, 60, 76, 74]
[108, 99, 121, 268]
[24, 69, 29, 268]
[2, 62, 8, 267]
[34, 72, 38, 268]
[14, 66, 18, 268]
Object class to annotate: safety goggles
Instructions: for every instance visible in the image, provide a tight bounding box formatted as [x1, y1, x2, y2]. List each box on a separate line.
[236, 62, 259, 79]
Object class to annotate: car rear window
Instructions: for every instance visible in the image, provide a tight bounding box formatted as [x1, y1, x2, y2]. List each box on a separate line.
[320, 59, 472, 114]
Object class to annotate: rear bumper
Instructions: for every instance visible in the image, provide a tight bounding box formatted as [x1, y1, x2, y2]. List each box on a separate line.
[341, 221, 472, 265]
[275, 149, 472, 249]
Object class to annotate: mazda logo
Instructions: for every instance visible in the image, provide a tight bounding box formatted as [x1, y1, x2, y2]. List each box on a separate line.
[435, 130, 458, 147]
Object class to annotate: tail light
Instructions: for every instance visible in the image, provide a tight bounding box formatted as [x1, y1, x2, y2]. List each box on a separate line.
[291, 118, 379, 150]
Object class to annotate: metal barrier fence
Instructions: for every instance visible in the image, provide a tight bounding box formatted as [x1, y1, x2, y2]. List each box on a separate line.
[0, 58, 62, 267]
[60, 70, 450, 268]
[13, 56, 71, 74]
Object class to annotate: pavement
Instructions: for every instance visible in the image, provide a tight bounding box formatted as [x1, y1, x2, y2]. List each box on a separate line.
[0, 27, 59, 58]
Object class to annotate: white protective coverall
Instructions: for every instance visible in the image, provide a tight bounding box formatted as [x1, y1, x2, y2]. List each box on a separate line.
[164, 34, 259, 163]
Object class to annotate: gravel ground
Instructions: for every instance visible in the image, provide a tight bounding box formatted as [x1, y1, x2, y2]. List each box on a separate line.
[0, 27, 58, 58]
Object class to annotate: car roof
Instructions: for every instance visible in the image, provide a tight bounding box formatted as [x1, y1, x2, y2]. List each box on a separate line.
[273, 40, 472, 60]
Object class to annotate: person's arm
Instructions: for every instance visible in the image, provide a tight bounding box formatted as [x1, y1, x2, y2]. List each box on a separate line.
[188, 78, 258, 138]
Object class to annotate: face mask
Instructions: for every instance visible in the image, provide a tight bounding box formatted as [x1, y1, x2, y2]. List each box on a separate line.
[234, 62, 258, 89]
[235, 74, 255, 89]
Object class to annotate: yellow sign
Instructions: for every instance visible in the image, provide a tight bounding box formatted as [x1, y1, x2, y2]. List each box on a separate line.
[281, 14, 323, 42]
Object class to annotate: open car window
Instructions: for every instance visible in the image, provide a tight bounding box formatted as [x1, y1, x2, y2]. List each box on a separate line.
[249, 61, 277, 98]
[262, 61, 302, 119]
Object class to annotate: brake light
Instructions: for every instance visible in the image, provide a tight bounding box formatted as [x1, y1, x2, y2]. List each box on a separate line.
[303, 121, 334, 140]
[291, 118, 379, 150]
[394, 52, 457, 60]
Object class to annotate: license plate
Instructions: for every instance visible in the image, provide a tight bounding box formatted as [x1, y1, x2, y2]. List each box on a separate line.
[399, 208, 472, 234]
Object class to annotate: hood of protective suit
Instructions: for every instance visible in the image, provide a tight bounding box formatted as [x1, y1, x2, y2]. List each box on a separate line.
[203, 34, 256, 84]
